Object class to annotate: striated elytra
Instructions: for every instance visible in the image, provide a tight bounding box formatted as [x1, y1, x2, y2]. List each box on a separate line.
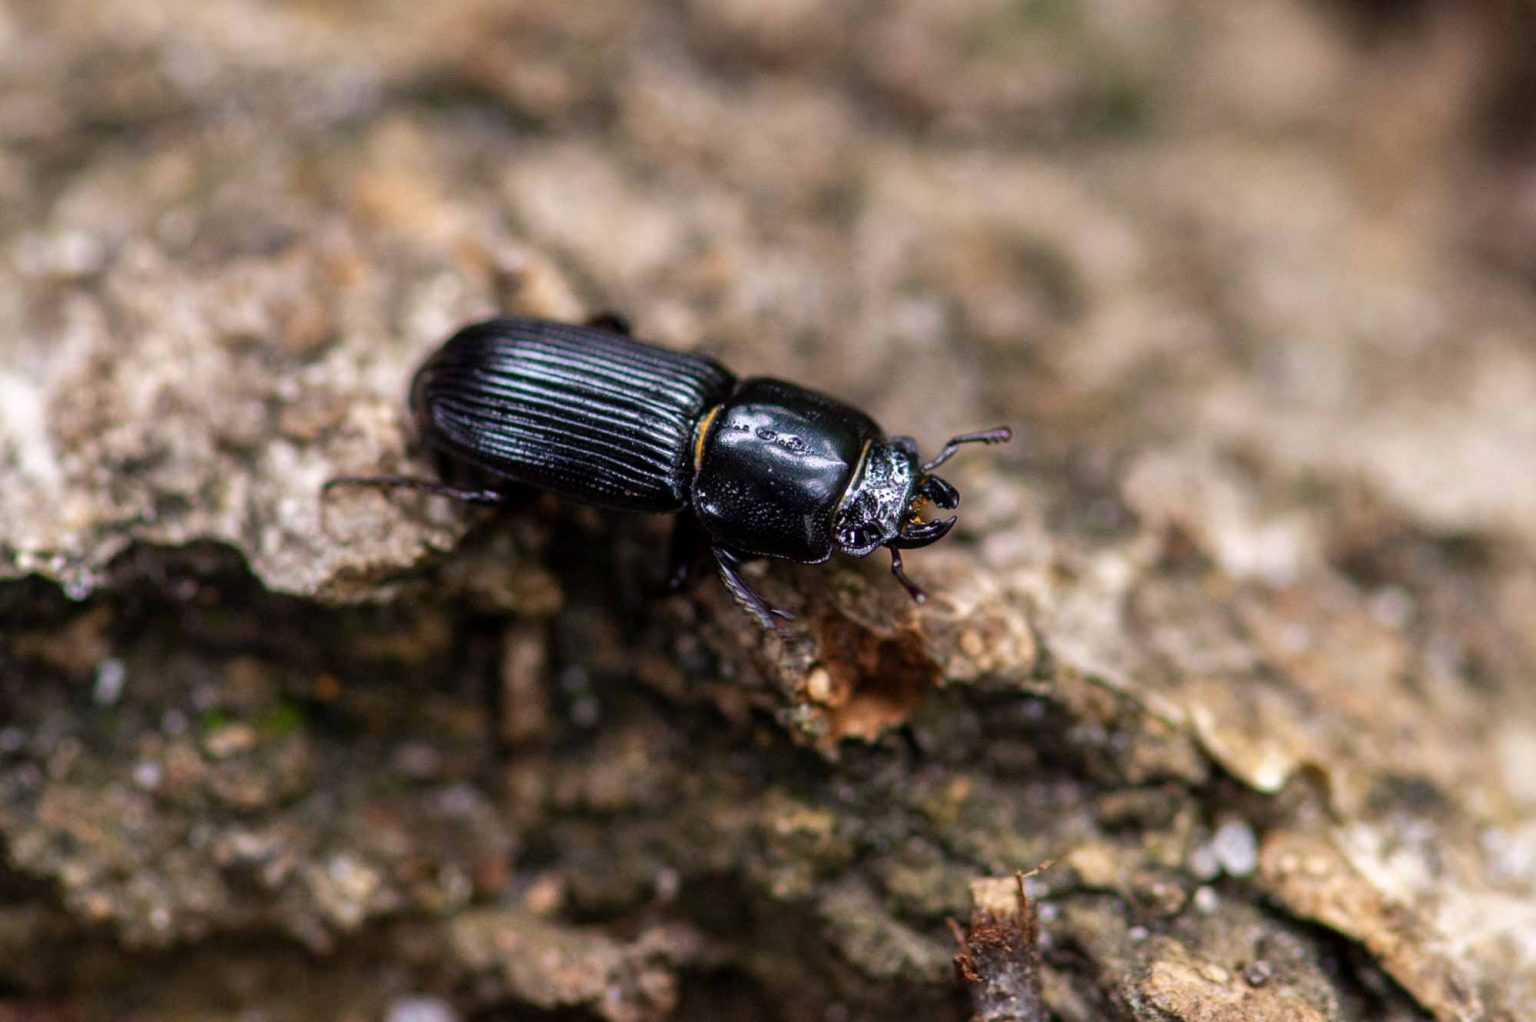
[325, 315, 1011, 629]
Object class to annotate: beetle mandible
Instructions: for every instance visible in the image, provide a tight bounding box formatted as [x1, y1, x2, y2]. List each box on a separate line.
[325, 315, 1011, 629]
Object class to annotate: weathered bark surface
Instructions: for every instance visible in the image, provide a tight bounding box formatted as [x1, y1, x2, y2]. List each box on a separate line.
[3, 2, 1535, 1019]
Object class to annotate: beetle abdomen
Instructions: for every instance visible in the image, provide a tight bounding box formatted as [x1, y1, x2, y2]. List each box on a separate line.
[412, 318, 735, 512]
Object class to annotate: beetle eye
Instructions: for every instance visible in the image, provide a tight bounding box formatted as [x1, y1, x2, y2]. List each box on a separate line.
[837, 521, 881, 553]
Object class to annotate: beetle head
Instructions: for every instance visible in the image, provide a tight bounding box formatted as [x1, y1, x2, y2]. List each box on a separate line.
[834, 438, 921, 558]
[833, 437, 964, 558]
[833, 427, 1012, 560]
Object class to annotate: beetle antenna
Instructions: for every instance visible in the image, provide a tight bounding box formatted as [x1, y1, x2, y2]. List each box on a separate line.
[923, 426, 1013, 472]
[322, 475, 507, 505]
[889, 547, 927, 604]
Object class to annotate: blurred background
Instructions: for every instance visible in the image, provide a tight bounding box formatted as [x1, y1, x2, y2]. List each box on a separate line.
[2, 1, 1536, 1020]
[6, 0, 1536, 579]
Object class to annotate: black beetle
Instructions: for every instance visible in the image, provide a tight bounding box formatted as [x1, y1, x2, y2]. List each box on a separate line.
[326, 315, 1010, 628]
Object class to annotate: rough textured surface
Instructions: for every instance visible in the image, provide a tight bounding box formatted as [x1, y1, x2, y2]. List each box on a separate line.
[4, 1, 1536, 1019]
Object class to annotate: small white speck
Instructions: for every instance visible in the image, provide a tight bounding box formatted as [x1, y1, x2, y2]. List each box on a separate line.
[94, 658, 127, 705]
[1188, 844, 1220, 881]
[1193, 886, 1219, 914]
[132, 760, 163, 790]
[386, 997, 459, 1022]
[62, 572, 97, 601]
[1213, 819, 1259, 878]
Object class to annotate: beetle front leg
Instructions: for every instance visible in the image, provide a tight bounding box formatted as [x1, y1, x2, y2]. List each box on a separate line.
[712, 547, 794, 629]
[888, 546, 928, 604]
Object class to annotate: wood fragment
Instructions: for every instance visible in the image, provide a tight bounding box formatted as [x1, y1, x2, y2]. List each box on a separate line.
[950, 867, 1050, 1022]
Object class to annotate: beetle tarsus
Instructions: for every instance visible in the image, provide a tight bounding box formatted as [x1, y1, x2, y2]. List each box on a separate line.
[585, 311, 633, 336]
[923, 426, 1013, 472]
[322, 475, 506, 505]
[889, 547, 927, 604]
[713, 547, 793, 629]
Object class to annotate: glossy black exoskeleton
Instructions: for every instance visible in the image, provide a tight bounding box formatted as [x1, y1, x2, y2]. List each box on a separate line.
[325, 316, 1010, 629]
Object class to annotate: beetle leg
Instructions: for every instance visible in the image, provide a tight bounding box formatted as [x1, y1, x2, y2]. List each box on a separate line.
[712, 547, 794, 629]
[889, 547, 928, 604]
[665, 516, 708, 592]
[322, 474, 507, 505]
[585, 311, 633, 336]
[922, 426, 1013, 472]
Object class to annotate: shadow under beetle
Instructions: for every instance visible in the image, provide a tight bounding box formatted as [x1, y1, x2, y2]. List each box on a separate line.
[325, 315, 1011, 629]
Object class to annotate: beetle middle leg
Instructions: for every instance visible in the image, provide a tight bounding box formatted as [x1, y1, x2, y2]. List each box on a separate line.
[712, 547, 794, 629]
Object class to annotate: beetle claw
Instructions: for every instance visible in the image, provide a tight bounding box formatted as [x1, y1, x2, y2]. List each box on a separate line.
[921, 474, 960, 510]
[891, 515, 957, 549]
